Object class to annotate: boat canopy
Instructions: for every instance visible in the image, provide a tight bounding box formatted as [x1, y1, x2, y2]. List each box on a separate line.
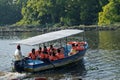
[11, 29, 83, 46]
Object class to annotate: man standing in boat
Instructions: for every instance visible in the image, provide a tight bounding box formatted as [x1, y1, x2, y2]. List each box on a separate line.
[14, 44, 23, 61]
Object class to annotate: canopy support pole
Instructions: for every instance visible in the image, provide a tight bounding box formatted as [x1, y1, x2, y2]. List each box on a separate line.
[65, 37, 69, 54]
[39, 44, 41, 48]
[59, 39, 62, 47]
[83, 27, 85, 41]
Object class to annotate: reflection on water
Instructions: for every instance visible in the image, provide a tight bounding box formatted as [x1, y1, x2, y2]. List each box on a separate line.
[85, 30, 120, 50]
[0, 29, 120, 80]
[0, 32, 42, 40]
[99, 30, 120, 50]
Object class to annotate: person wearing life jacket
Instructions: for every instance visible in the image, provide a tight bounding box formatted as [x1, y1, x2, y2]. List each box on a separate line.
[28, 48, 37, 60]
[68, 43, 78, 56]
[48, 45, 57, 54]
[49, 48, 58, 61]
[78, 41, 86, 46]
[68, 41, 77, 45]
[35, 47, 45, 60]
[42, 46, 49, 59]
[56, 49, 65, 59]
[76, 43, 84, 51]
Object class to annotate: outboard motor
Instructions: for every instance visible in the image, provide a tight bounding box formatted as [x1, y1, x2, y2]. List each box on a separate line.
[14, 60, 24, 73]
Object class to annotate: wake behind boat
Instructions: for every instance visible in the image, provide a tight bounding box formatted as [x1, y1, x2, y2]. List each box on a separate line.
[11, 29, 88, 73]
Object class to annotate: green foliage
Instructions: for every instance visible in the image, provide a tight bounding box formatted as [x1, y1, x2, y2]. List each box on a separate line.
[0, 0, 29, 26]
[80, 0, 101, 25]
[1, 0, 114, 27]
[16, 0, 52, 26]
[0, 0, 22, 25]
[99, 31, 120, 50]
[99, 0, 109, 7]
[17, 0, 104, 27]
[98, 0, 120, 26]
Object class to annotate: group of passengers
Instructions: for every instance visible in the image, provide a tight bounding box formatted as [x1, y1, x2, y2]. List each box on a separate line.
[28, 45, 65, 61]
[14, 41, 86, 61]
[68, 41, 86, 56]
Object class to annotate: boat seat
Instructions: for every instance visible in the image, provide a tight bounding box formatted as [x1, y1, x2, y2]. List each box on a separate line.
[27, 59, 44, 65]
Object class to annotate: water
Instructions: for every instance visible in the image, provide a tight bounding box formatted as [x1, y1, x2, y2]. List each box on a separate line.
[0, 29, 120, 80]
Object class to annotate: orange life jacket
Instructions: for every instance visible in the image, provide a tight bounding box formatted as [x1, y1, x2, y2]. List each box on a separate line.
[78, 41, 85, 46]
[76, 45, 84, 51]
[35, 50, 40, 56]
[49, 55, 58, 61]
[38, 53, 45, 59]
[56, 53, 65, 59]
[48, 48, 57, 54]
[36, 50, 45, 59]
[44, 54, 49, 59]
[68, 41, 77, 44]
[28, 52, 36, 60]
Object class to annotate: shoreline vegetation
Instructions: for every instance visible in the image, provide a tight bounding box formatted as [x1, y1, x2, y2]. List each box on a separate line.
[0, 25, 120, 33]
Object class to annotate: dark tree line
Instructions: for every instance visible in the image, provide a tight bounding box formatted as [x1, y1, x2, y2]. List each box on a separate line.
[16, 0, 107, 26]
[2, 0, 120, 27]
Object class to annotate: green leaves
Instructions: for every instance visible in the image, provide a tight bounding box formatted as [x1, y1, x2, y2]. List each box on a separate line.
[2, 0, 118, 27]
[98, 0, 120, 26]
[17, 0, 103, 26]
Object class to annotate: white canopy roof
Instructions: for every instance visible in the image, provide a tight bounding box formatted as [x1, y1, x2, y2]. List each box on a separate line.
[11, 29, 83, 46]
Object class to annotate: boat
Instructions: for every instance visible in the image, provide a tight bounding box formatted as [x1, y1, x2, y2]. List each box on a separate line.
[11, 29, 88, 73]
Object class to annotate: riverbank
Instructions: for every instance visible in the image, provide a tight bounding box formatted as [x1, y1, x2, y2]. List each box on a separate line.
[0, 25, 120, 32]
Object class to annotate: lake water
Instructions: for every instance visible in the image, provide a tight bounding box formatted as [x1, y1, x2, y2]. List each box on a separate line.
[0, 29, 120, 80]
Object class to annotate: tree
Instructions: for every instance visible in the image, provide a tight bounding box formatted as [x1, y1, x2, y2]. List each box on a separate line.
[79, 0, 102, 25]
[98, 0, 120, 26]
[16, 0, 109, 27]
[0, 0, 23, 25]
[16, 0, 52, 26]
